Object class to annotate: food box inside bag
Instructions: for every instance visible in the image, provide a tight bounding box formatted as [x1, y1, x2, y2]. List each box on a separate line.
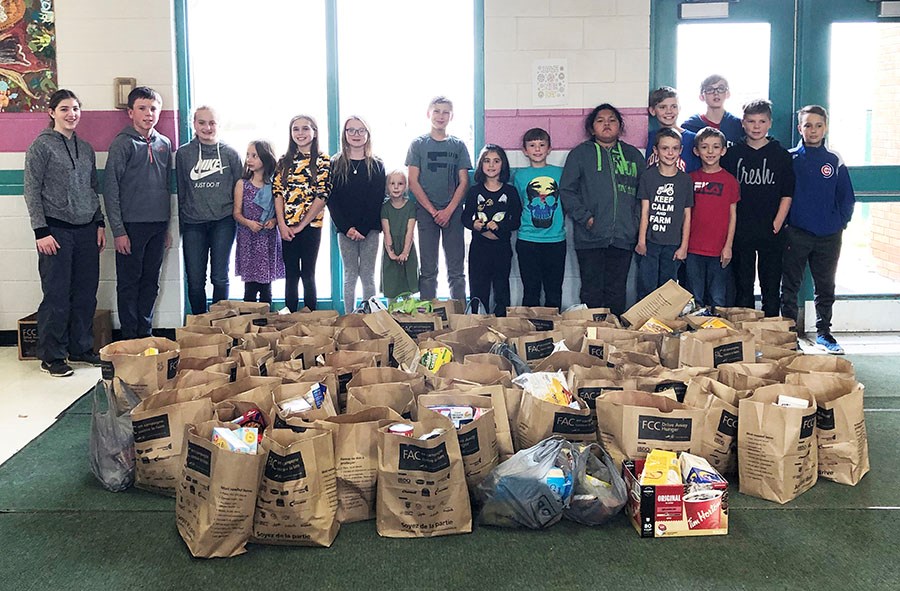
[622, 458, 729, 538]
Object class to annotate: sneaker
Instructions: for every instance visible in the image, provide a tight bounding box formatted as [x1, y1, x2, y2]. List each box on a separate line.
[40, 360, 74, 377]
[816, 334, 845, 355]
[69, 351, 102, 366]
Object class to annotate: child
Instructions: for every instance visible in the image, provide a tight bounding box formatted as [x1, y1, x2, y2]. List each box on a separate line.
[24, 89, 105, 376]
[781, 105, 855, 354]
[176, 105, 243, 314]
[462, 145, 522, 316]
[103, 87, 172, 339]
[513, 128, 566, 310]
[722, 99, 795, 317]
[274, 114, 331, 312]
[380, 170, 419, 301]
[682, 75, 744, 145]
[686, 127, 740, 308]
[635, 128, 693, 299]
[646, 86, 700, 173]
[406, 96, 472, 301]
[233, 140, 284, 305]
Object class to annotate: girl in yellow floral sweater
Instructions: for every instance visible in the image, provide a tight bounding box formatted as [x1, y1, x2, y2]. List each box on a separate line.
[274, 115, 331, 311]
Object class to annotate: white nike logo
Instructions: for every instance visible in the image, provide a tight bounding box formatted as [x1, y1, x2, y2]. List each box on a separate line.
[190, 158, 227, 181]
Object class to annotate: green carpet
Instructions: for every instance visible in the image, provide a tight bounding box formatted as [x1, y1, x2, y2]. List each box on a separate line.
[2, 352, 898, 590]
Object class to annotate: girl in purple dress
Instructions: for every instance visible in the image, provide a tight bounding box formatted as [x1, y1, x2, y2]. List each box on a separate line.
[232, 140, 284, 304]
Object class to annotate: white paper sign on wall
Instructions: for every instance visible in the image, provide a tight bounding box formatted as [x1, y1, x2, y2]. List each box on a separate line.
[532, 58, 568, 107]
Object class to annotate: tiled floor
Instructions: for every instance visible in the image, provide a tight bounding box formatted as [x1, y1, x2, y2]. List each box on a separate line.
[1, 332, 899, 467]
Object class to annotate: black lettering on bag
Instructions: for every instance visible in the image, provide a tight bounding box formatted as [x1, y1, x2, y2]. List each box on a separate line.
[800, 412, 817, 439]
[524, 338, 554, 361]
[265, 451, 307, 482]
[259, 362, 268, 376]
[712, 341, 744, 367]
[654, 381, 687, 403]
[577, 386, 622, 409]
[229, 366, 237, 382]
[132, 415, 171, 442]
[338, 372, 352, 394]
[637, 414, 693, 442]
[100, 360, 115, 380]
[292, 351, 306, 369]
[717, 409, 739, 437]
[587, 344, 604, 359]
[433, 307, 448, 322]
[388, 342, 398, 367]
[252, 317, 268, 327]
[398, 321, 437, 338]
[816, 407, 835, 431]
[458, 429, 480, 456]
[552, 412, 594, 435]
[185, 441, 212, 477]
[529, 318, 554, 332]
[398, 442, 450, 473]
[592, 313, 608, 322]
[166, 356, 179, 380]
[273, 414, 309, 433]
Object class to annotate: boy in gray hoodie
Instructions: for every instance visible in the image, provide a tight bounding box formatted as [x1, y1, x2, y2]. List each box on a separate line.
[103, 87, 173, 339]
[176, 106, 242, 314]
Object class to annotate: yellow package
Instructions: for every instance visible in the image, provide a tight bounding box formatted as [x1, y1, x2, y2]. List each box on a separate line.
[640, 317, 674, 334]
[640, 449, 681, 485]
[700, 317, 730, 329]
[142, 347, 159, 356]
[419, 347, 453, 372]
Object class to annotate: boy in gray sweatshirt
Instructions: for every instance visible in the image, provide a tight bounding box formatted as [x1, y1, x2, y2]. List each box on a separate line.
[103, 87, 173, 339]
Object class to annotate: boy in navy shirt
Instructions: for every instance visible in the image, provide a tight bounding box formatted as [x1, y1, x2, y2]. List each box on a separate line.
[682, 75, 743, 146]
[781, 105, 855, 354]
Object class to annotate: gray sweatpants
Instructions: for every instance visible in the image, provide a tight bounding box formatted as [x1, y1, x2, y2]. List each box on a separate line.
[337, 230, 380, 314]
[416, 206, 466, 301]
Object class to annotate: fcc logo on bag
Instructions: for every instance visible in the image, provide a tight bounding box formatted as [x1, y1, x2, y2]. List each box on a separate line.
[399, 442, 451, 473]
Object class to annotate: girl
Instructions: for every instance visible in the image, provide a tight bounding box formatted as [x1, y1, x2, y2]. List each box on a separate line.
[327, 116, 386, 313]
[23, 89, 105, 377]
[233, 140, 285, 305]
[380, 170, 419, 300]
[461, 145, 522, 316]
[274, 115, 331, 311]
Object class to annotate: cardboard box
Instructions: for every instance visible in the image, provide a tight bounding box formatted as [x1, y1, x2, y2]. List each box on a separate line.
[18, 309, 113, 361]
[623, 458, 729, 538]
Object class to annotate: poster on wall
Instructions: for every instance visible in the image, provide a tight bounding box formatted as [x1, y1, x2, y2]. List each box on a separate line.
[0, 0, 57, 113]
[532, 58, 567, 107]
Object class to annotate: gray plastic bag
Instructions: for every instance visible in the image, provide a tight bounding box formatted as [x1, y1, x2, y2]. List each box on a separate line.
[89, 379, 140, 492]
[475, 437, 575, 529]
[564, 443, 628, 526]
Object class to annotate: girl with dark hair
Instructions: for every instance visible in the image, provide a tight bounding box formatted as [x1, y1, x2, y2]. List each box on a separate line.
[327, 116, 386, 313]
[23, 89, 105, 377]
[462, 144, 522, 316]
[233, 140, 284, 304]
[274, 115, 331, 311]
[560, 103, 645, 315]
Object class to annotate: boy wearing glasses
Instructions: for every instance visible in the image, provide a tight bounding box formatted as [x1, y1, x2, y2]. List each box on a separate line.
[682, 75, 743, 145]
[406, 96, 472, 301]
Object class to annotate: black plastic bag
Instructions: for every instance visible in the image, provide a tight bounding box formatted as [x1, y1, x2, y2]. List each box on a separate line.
[564, 443, 628, 526]
[89, 379, 140, 492]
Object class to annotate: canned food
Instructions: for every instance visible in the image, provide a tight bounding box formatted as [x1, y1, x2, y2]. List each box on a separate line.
[388, 423, 415, 437]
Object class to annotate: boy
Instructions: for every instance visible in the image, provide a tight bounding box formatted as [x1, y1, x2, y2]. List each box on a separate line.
[176, 105, 243, 314]
[406, 96, 472, 301]
[103, 87, 173, 340]
[513, 128, 566, 310]
[722, 99, 794, 317]
[781, 105, 855, 354]
[682, 75, 744, 146]
[646, 86, 700, 172]
[686, 127, 740, 308]
[635, 128, 693, 299]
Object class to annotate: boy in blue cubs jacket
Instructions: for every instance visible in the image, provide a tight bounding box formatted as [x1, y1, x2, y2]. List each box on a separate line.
[780, 105, 855, 354]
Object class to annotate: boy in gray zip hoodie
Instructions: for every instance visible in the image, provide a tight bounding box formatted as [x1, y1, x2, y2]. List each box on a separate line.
[103, 87, 173, 340]
[176, 106, 242, 314]
[560, 103, 644, 316]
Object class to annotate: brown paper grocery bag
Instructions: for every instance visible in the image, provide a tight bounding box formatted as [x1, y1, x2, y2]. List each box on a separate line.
[464, 353, 515, 375]
[340, 338, 393, 368]
[427, 299, 465, 322]
[594, 390, 704, 460]
[239, 346, 276, 377]
[201, 376, 282, 413]
[346, 382, 416, 418]
[184, 310, 239, 326]
[441, 385, 517, 460]
[172, 369, 231, 393]
[272, 382, 338, 423]
[376, 415, 472, 538]
[622, 279, 693, 328]
[682, 376, 747, 473]
[510, 331, 564, 368]
[417, 393, 499, 489]
[786, 373, 869, 486]
[738, 384, 818, 504]
[716, 306, 764, 322]
[534, 351, 608, 373]
[132, 389, 215, 496]
[679, 328, 755, 368]
[176, 333, 234, 360]
[436, 325, 505, 357]
[275, 334, 335, 365]
[717, 362, 785, 390]
[347, 366, 428, 396]
[251, 427, 339, 546]
[176, 421, 265, 558]
[784, 355, 855, 379]
[99, 337, 180, 399]
[390, 312, 444, 339]
[516, 393, 595, 450]
[209, 300, 270, 315]
[313, 407, 402, 523]
[561, 306, 613, 322]
[434, 361, 513, 390]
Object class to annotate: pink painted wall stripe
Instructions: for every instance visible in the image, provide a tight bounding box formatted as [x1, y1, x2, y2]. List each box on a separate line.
[484, 107, 649, 152]
[0, 110, 180, 153]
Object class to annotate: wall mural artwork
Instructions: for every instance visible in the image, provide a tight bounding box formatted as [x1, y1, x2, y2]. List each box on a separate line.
[0, 0, 56, 112]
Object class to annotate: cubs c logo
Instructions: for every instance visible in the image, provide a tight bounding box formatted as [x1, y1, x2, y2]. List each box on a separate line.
[821, 163, 834, 178]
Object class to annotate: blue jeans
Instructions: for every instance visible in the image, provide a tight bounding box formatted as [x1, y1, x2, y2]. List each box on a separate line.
[686, 253, 730, 308]
[636, 242, 681, 300]
[182, 216, 236, 314]
[116, 222, 167, 339]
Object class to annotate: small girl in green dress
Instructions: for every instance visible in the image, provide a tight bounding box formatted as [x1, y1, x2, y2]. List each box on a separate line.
[380, 169, 419, 300]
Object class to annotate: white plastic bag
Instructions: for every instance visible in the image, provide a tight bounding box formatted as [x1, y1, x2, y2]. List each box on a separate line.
[89, 379, 140, 492]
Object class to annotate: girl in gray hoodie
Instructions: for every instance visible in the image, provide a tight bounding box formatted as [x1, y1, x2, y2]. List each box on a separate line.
[23, 89, 105, 377]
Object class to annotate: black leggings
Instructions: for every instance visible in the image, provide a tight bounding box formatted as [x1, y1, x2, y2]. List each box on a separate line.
[282, 226, 321, 311]
[244, 282, 272, 303]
